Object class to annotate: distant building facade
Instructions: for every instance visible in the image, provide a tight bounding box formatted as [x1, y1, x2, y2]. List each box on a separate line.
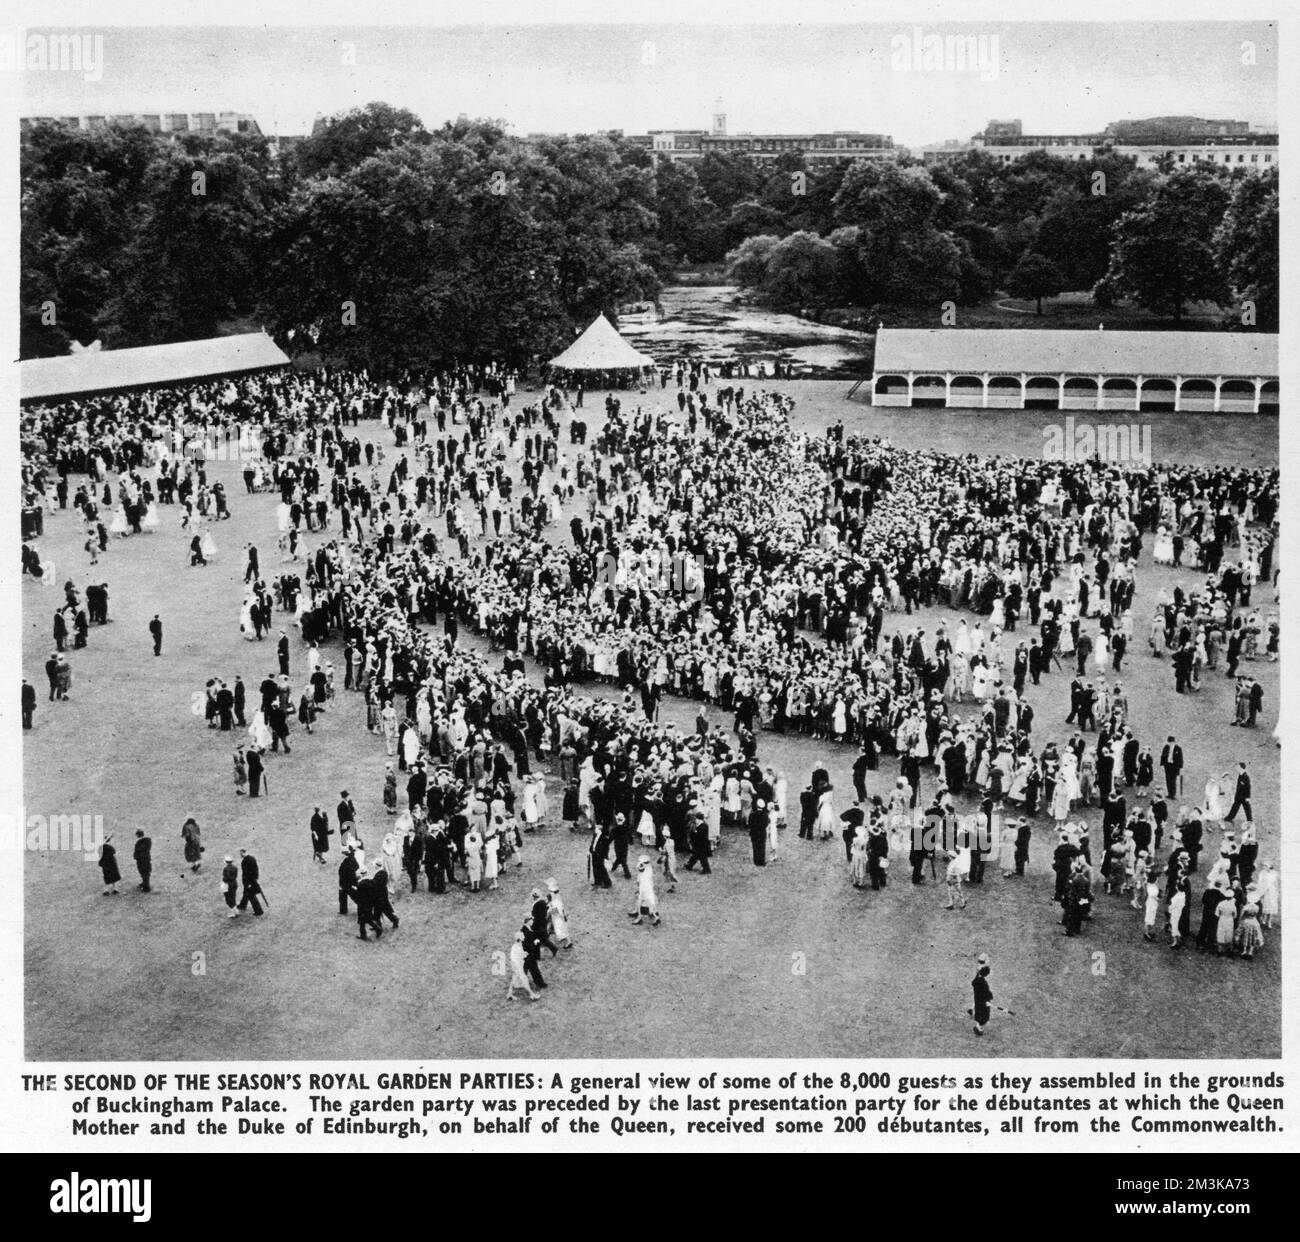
[21, 111, 264, 137]
[925, 115, 1277, 170]
[626, 106, 899, 167]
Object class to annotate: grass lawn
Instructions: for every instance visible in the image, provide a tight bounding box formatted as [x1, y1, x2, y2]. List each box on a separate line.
[22, 380, 1280, 1060]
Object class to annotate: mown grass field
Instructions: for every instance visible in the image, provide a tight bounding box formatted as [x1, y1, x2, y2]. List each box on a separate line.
[23, 380, 1280, 1060]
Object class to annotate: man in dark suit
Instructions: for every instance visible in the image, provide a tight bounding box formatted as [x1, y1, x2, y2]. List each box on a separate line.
[237, 848, 264, 916]
[21, 679, 35, 729]
[1247, 679, 1264, 727]
[133, 829, 153, 892]
[799, 784, 817, 839]
[216, 681, 234, 731]
[1224, 763, 1252, 823]
[352, 871, 382, 939]
[267, 700, 291, 753]
[529, 889, 558, 956]
[149, 614, 162, 656]
[1159, 736, 1183, 799]
[247, 747, 265, 797]
[44, 653, 59, 702]
[337, 791, 356, 833]
[406, 763, 428, 812]
[310, 807, 332, 863]
[852, 745, 872, 803]
[610, 812, 633, 879]
[1065, 677, 1084, 724]
[338, 847, 358, 913]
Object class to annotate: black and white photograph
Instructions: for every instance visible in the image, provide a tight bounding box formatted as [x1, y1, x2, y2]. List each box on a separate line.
[5, 0, 1288, 1107]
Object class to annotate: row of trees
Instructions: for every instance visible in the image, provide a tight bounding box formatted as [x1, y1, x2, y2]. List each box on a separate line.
[22, 102, 1280, 369]
[22, 106, 662, 369]
[725, 154, 1278, 328]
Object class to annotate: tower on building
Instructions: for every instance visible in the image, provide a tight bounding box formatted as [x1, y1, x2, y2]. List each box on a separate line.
[712, 98, 726, 136]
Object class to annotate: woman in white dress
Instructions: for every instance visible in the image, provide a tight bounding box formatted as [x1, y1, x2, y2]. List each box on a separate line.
[239, 598, 256, 640]
[831, 696, 847, 741]
[1094, 632, 1109, 673]
[951, 656, 971, 702]
[521, 776, 540, 830]
[141, 502, 160, 532]
[381, 832, 400, 896]
[199, 526, 218, 562]
[1255, 863, 1279, 928]
[110, 505, 129, 537]
[577, 756, 597, 823]
[534, 776, 549, 824]
[1153, 524, 1175, 565]
[723, 773, 741, 826]
[546, 878, 571, 948]
[249, 711, 272, 752]
[400, 726, 420, 770]
[706, 775, 723, 849]
[815, 784, 835, 841]
[1051, 760, 1075, 828]
[448, 708, 468, 752]
[483, 822, 501, 891]
[1204, 774, 1228, 823]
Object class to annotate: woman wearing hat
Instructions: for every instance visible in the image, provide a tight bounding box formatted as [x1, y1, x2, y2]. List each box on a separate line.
[1214, 884, 1239, 956]
[546, 879, 571, 949]
[180, 818, 203, 875]
[220, 855, 239, 917]
[1235, 902, 1264, 960]
[98, 834, 120, 895]
[629, 855, 660, 925]
[506, 932, 540, 1001]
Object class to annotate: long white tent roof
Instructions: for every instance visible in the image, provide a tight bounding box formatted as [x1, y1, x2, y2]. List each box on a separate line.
[20, 331, 290, 401]
[874, 328, 1278, 379]
[548, 314, 655, 371]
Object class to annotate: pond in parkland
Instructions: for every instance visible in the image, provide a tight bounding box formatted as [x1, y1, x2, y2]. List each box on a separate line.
[619, 284, 872, 376]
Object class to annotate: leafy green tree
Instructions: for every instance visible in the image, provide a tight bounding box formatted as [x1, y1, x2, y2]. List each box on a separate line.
[1033, 157, 1156, 292]
[758, 230, 839, 308]
[651, 156, 714, 263]
[1214, 167, 1278, 330]
[831, 163, 963, 306]
[103, 132, 284, 345]
[723, 234, 780, 288]
[1006, 250, 1066, 314]
[696, 151, 761, 214]
[296, 101, 429, 177]
[20, 120, 158, 355]
[1100, 168, 1230, 320]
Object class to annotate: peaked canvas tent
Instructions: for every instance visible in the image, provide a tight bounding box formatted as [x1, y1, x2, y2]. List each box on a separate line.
[547, 314, 655, 372]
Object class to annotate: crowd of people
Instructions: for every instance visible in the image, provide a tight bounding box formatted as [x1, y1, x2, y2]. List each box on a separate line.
[20, 354, 1282, 1016]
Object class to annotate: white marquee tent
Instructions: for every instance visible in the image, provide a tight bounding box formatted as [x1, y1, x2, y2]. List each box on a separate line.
[547, 314, 655, 372]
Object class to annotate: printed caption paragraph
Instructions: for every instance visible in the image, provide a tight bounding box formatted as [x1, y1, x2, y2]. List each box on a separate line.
[23, 1069, 1286, 1142]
